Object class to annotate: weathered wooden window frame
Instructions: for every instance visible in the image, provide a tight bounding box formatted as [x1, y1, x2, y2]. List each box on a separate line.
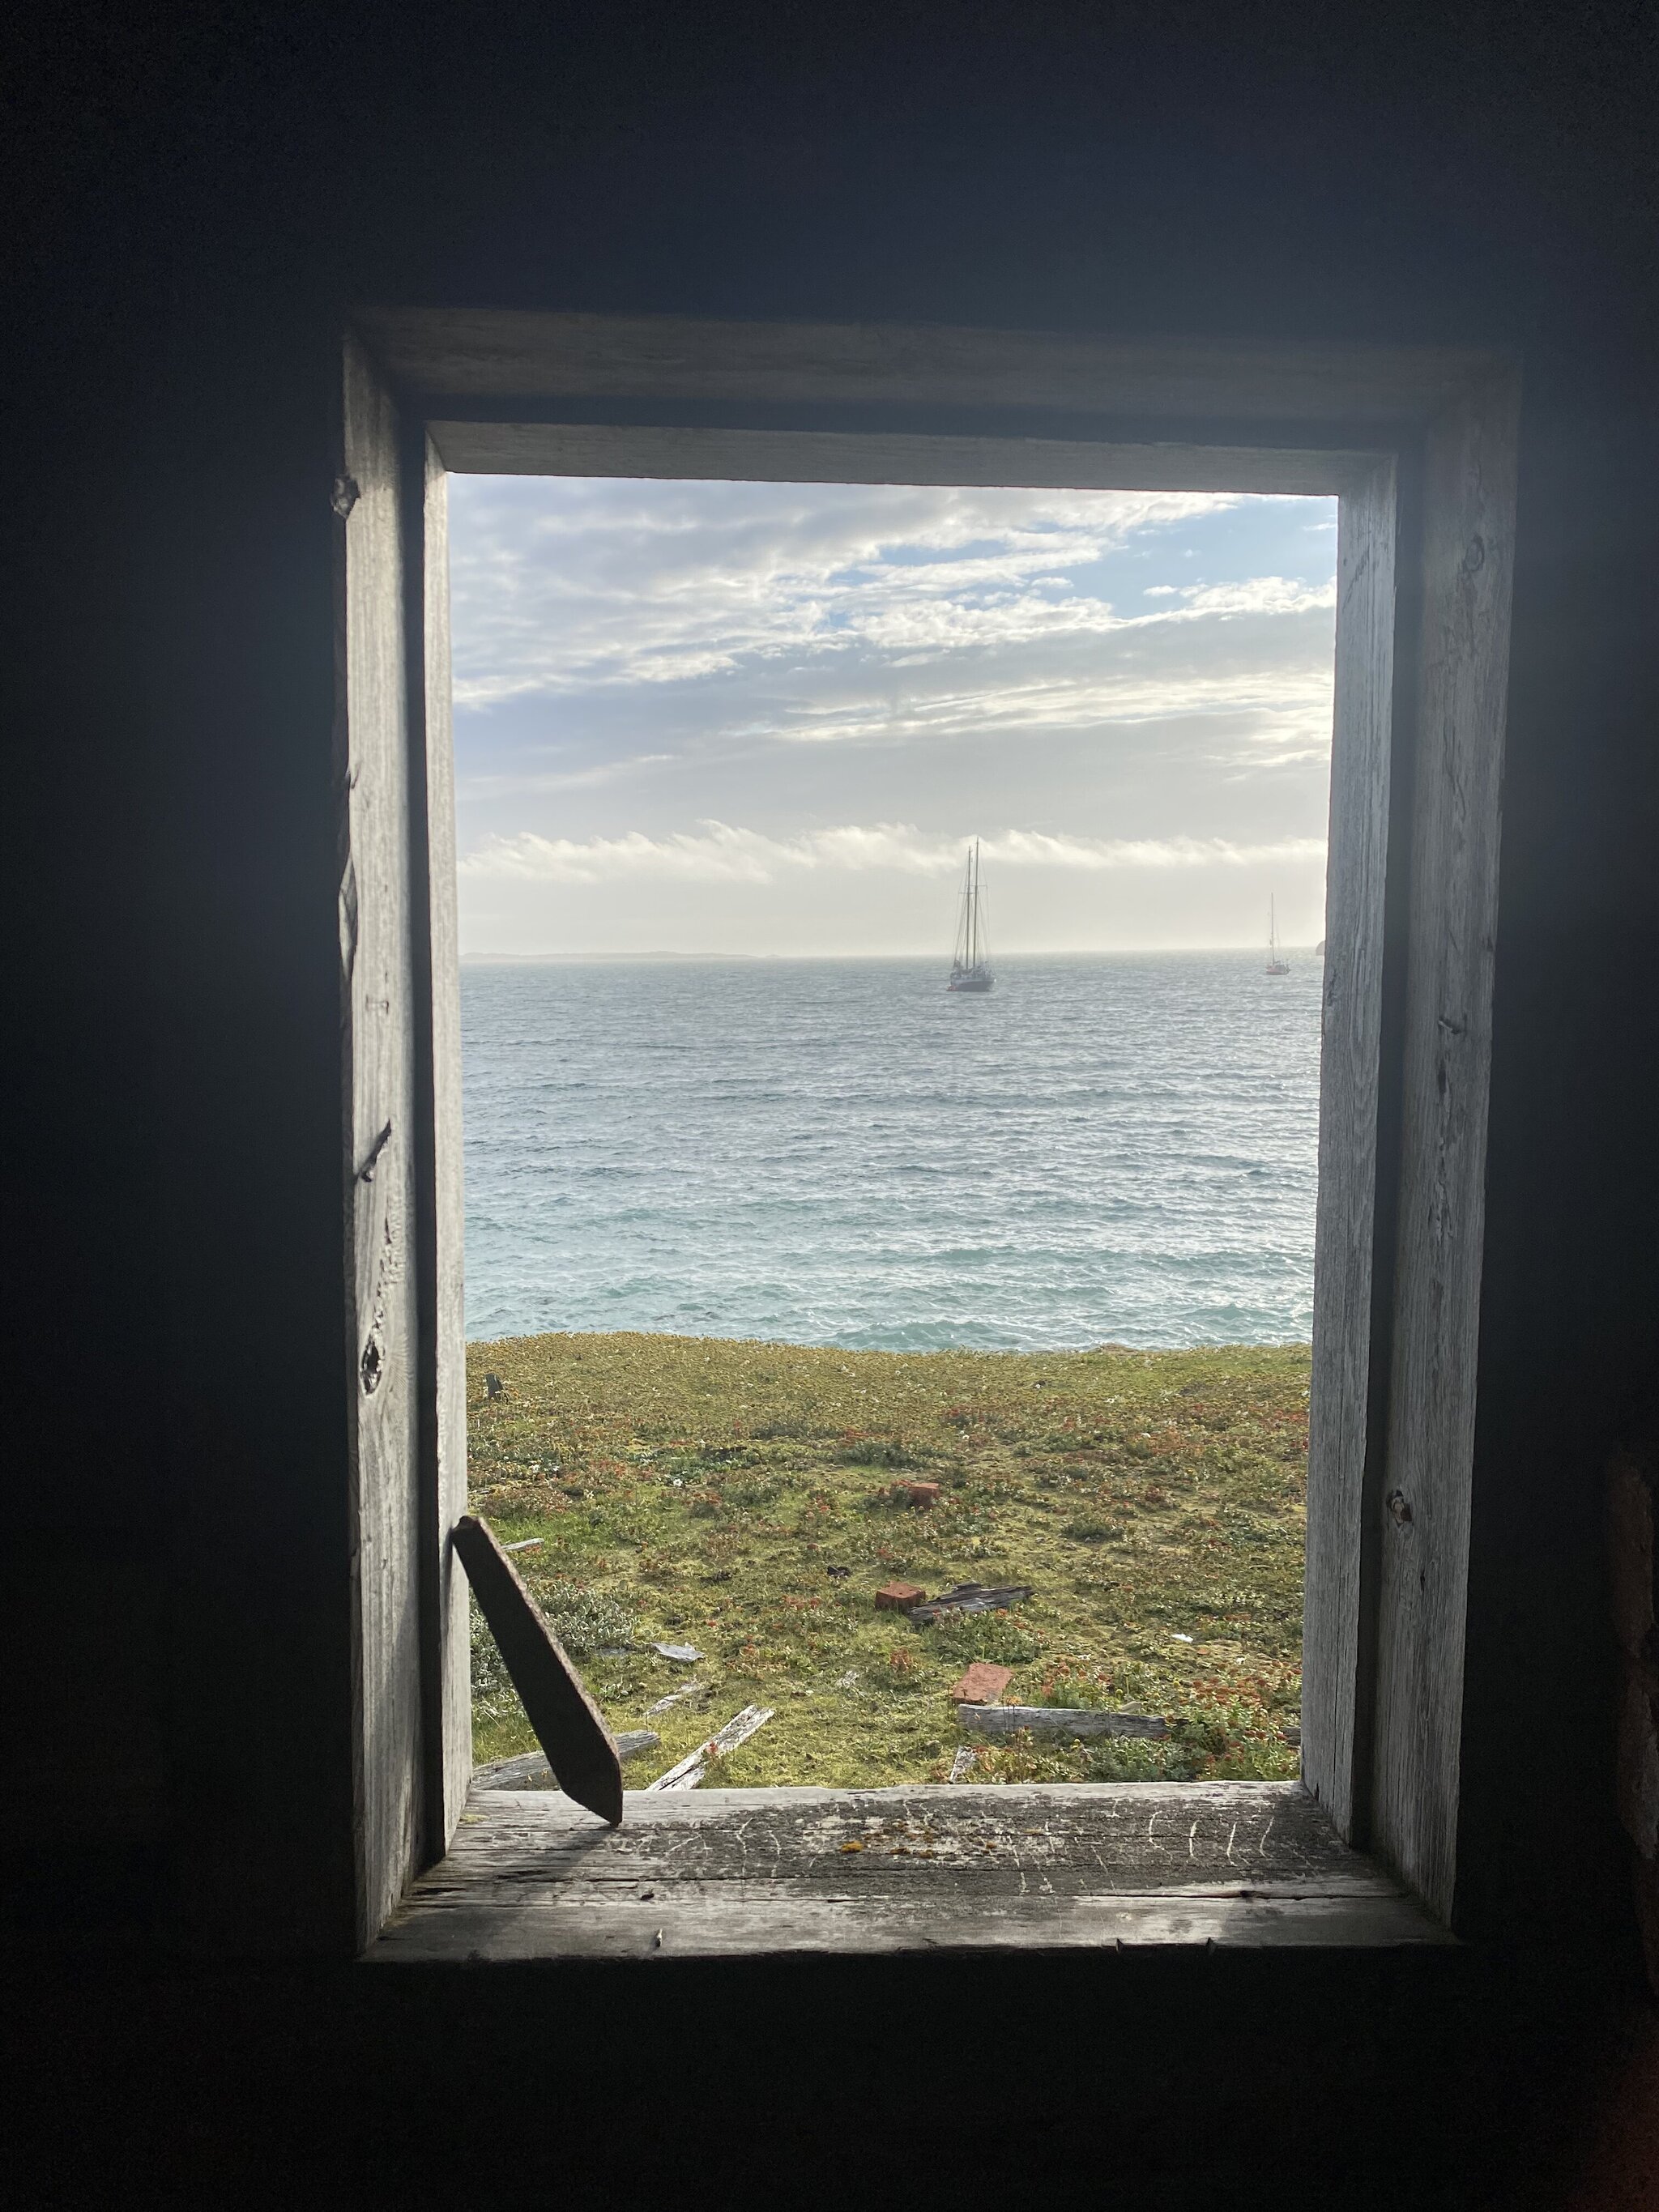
[335, 310, 1518, 1950]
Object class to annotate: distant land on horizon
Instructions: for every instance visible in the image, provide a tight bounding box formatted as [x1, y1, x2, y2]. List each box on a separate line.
[458, 944, 1329, 965]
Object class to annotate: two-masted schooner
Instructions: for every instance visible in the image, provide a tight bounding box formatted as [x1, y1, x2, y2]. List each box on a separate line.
[1265, 895, 1291, 975]
[948, 840, 995, 992]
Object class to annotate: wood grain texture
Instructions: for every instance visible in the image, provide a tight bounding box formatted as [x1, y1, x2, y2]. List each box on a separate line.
[452, 1515, 623, 1825]
[1371, 373, 1521, 1918]
[407, 435, 471, 1858]
[427, 420, 1370, 494]
[359, 307, 1501, 428]
[369, 1782, 1452, 1960]
[348, 317, 1522, 1937]
[338, 333, 424, 1948]
[1303, 459, 1399, 1840]
[957, 1705, 1169, 1741]
[643, 1704, 774, 1792]
[473, 1735, 658, 1788]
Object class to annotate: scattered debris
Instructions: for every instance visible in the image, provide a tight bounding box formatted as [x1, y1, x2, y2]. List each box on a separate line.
[826, 1565, 851, 1580]
[898, 1481, 941, 1509]
[1171, 1632, 1195, 1643]
[948, 1661, 1014, 1705]
[957, 1703, 1169, 1741]
[652, 1642, 703, 1664]
[947, 1747, 979, 1783]
[471, 1732, 661, 1791]
[645, 1704, 774, 1792]
[484, 1374, 504, 1400]
[907, 1582, 1033, 1626]
[875, 1579, 928, 1611]
[502, 1537, 543, 1553]
[835, 1669, 861, 1689]
[1280, 1722, 1302, 1747]
[645, 1681, 705, 1714]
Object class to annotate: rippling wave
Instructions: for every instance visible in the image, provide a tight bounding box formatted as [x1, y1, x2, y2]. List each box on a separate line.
[462, 953, 1322, 1349]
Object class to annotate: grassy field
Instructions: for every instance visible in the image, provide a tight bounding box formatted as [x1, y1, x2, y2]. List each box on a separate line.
[466, 1332, 1308, 1788]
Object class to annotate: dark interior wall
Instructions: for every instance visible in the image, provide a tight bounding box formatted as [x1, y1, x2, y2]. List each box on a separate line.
[6, 4, 1658, 2201]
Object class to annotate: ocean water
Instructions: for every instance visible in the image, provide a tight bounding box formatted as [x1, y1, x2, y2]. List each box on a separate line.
[462, 953, 1323, 1352]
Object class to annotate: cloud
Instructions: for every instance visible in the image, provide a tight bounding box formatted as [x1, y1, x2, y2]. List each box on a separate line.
[460, 819, 1329, 885]
[455, 751, 672, 799]
[1173, 576, 1337, 616]
[446, 479, 1340, 954]
[447, 480, 1277, 707]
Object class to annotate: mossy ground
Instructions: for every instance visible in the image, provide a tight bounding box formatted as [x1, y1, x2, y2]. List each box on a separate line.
[467, 1332, 1308, 1788]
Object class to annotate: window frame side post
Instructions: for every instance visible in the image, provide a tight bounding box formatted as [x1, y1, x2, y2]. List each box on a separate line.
[1371, 369, 1522, 1920]
[338, 330, 426, 1947]
[1303, 455, 1401, 1843]
[403, 424, 471, 1866]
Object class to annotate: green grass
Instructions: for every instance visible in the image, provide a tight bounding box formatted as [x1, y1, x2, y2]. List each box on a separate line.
[467, 1332, 1308, 1788]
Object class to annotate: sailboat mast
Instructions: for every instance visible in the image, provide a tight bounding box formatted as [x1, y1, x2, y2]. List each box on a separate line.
[970, 839, 979, 968]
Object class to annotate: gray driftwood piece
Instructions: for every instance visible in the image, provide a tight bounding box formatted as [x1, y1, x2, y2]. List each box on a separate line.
[957, 1704, 1169, 1741]
[452, 1515, 624, 1824]
[473, 1734, 659, 1791]
[907, 1583, 1033, 1625]
[645, 1704, 774, 1792]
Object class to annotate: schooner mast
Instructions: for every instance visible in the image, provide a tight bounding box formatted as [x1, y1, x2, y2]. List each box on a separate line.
[947, 840, 995, 993]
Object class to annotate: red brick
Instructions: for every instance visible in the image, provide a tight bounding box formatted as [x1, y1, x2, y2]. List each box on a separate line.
[901, 1481, 942, 1508]
[949, 1661, 1014, 1704]
[874, 1580, 928, 1611]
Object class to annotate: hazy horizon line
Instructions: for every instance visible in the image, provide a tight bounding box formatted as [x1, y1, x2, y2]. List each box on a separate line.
[458, 943, 1326, 965]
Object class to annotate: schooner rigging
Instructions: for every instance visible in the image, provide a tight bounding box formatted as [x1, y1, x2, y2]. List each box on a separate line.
[948, 841, 994, 993]
[1265, 896, 1290, 975]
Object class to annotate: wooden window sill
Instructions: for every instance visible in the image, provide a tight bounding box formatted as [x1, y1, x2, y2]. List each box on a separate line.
[368, 1779, 1450, 1962]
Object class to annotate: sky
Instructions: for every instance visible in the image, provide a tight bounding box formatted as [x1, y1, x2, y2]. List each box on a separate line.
[448, 475, 1338, 958]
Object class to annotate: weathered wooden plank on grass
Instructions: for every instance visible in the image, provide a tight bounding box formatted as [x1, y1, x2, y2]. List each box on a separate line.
[452, 1515, 623, 1825]
[908, 1583, 1033, 1625]
[369, 1782, 1452, 1960]
[644, 1705, 774, 1792]
[473, 1734, 659, 1790]
[957, 1704, 1169, 1741]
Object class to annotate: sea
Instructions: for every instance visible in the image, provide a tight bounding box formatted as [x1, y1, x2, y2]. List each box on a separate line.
[461, 952, 1323, 1353]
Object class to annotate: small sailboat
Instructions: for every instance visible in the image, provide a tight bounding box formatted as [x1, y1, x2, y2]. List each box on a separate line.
[1265, 896, 1291, 975]
[947, 840, 994, 993]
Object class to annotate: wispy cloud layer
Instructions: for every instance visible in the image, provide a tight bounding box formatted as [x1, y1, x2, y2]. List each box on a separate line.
[448, 477, 1339, 953]
[461, 820, 1329, 885]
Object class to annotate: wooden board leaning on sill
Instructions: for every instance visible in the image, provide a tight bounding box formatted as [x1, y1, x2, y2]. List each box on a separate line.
[369, 1779, 1450, 1961]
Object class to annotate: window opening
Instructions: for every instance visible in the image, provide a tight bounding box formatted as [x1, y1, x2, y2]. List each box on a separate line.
[448, 472, 1337, 1802]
